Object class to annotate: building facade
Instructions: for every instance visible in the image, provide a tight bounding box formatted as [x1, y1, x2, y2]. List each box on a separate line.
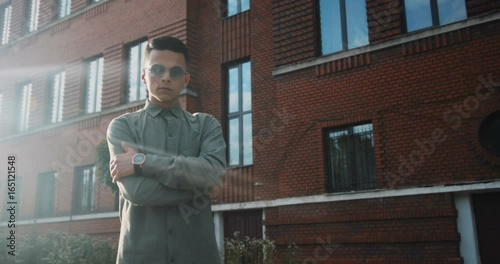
[1, 0, 499, 263]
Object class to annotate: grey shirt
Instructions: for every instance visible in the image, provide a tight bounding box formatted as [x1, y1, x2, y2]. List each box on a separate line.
[107, 100, 226, 264]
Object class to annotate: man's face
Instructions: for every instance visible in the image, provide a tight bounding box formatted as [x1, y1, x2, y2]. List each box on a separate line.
[141, 49, 190, 108]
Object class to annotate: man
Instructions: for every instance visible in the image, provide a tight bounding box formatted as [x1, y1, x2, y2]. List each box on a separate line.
[107, 36, 226, 264]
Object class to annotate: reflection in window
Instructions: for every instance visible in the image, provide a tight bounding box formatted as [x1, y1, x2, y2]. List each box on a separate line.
[85, 57, 103, 114]
[326, 123, 376, 192]
[26, 0, 40, 33]
[227, 0, 250, 17]
[58, 0, 71, 18]
[228, 61, 252, 166]
[1, 3, 12, 45]
[74, 165, 96, 214]
[36, 172, 56, 218]
[127, 41, 148, 102]
[18, 82, 32, 131]
[320, 0, 369, 55]
[405, 0, 467, 32]
[50, 71, 65, 123]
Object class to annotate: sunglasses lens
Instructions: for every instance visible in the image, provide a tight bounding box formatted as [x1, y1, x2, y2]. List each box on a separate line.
[149, 65, 166, 78]
[148, 65, 185, 79]
[169, 66, 185, 79]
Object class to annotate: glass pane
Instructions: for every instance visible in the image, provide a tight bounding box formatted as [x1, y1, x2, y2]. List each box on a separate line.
[320, 0, 342, 54]
[0, 93, 3, 116]
[20, 83, 32, 131]
[2, 5, 11, 45]
[128, 45, 139, 102]
[405, 0, 433, 32]
[242, 62, 251, 112]
[346, 0, 369, 49]
[86, 61, 96, 113]
[51, 73, 61, 123]
[329, 130, 350, 190]
[139, 41, 147, 100]
[228, 0, 238, 16]
[228, 66, 239, 113]
[229, 117, 240, 166]
[437, 0, 467, 25]
[58, 72, 65, 122]
[241, 0, 250, 13]
[243, 113, 253, 165]
[95, 57, 103, 112]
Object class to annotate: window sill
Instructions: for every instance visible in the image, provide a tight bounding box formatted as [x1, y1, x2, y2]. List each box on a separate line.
[272, 12, 500, 76]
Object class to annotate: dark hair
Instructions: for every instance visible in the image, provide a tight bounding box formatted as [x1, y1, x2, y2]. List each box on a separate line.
[144, 36, 189, 65]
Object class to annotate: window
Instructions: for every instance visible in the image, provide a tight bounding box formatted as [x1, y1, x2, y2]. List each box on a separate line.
[18, 82, 32, 132]
[50, 71, 65, 123]
[479, 111, 500, 157]
[73, 165, 96, 214]
[85, 57, 103, 114]
[127, 41, 147, 102]
[228, 61, 252, 167]
[36, 172, 56, 218]
[1, 3, 11, 45]
[325, 123, 376, 192]
[227, 0, 249, 16]
[319, 0, 369, 55]
[58, 0, 71, 18]
[404, 0, 467, 32]
[26, 0, 40, 33]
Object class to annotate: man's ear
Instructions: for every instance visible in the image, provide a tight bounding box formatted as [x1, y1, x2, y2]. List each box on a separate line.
[184, 73, 191, 88]
[141, 69, 147, 84]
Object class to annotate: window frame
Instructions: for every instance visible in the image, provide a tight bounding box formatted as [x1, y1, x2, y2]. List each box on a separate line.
[73, 165, 96, 215]
[84, 56, 104, 114]
[403, 0, 468, 33]
[1, 2, 12, 45]
[226, 60, 252, 167]
[57, 0, 71, 19]
[226, 0, 250, 17]
[125, 39, 148, 103]
[17, 81, 32, 132]
[318, 0, 369, 55]
[48, 70, 65, 123]
[324, 122, 376, 193]
[36, 171, 56, 218]
[26, 0, 40, 33]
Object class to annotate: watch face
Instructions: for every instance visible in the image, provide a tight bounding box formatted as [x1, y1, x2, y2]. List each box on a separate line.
[132, 154, 145, 164]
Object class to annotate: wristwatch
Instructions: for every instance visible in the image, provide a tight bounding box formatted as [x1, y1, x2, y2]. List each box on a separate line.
[132, 153, 146, 175]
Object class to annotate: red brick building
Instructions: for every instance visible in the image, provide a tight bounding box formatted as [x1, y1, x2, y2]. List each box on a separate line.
[1, 0, 499, 263]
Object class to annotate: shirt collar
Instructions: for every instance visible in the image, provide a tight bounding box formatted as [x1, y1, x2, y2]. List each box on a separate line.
[144, 100, 182, 118]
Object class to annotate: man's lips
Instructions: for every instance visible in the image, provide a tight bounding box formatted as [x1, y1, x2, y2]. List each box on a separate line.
[157, 87, 173, 92]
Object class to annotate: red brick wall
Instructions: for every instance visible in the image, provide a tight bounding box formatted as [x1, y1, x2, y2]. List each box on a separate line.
[266, 193, 460, 262]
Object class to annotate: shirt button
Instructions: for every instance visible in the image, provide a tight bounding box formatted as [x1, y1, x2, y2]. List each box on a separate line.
[168, 133, 173, 137]
[169, 257, 175, 263]
[168, 229, 174, 236]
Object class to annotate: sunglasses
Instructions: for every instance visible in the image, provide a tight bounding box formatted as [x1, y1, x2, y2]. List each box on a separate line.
[144, 64, 187, 80]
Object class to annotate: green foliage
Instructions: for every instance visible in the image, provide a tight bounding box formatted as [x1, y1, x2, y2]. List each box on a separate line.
[95, 140, 118, 194]
[223, 231, 277, 264]
[0, 231, 116, 264]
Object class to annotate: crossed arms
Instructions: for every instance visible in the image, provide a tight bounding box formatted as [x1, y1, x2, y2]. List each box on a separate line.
[106, 115, 227, 206]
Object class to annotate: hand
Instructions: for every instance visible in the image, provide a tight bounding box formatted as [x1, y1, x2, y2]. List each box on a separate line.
[110, 142, 138, 183]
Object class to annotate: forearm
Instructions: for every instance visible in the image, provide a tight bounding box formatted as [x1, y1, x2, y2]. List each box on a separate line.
[142, 153, 226, 191]
[117, 175, 194, 206]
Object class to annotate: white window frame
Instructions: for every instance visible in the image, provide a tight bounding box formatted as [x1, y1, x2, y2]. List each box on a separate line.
[85, 57, 103, 114]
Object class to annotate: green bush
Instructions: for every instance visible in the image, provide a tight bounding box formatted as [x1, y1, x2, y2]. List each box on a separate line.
[223, 231, 276, 264]
[0, 231, 116, 264]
